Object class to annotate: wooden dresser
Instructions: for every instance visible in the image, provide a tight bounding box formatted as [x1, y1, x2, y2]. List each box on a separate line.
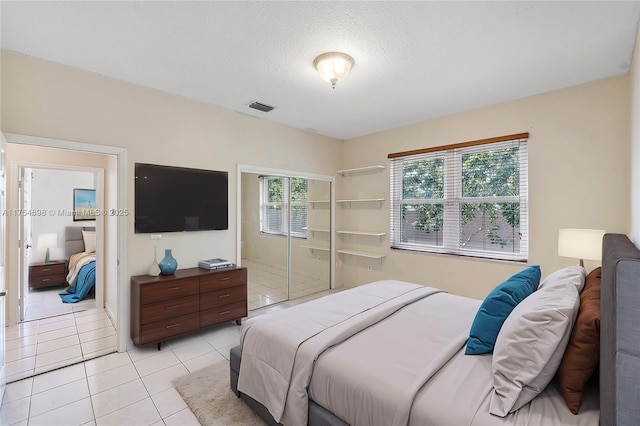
[29, 260, 67, 289]
[130, 266, 247, 348]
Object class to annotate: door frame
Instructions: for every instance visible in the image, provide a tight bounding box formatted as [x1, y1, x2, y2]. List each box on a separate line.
[15, 163, 106, 321]
[4, 133, 128, 353]
[236, 164, 336, 289]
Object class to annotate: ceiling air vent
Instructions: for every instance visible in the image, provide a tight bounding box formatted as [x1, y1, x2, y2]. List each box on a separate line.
[248, 101, 275, 113]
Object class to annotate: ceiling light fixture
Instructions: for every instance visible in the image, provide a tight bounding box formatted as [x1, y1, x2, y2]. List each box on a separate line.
[313, 52, 354, 89]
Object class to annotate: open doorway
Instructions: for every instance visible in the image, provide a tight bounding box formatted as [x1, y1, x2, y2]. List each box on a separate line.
[3, 138, 124, 382]
[18, 167, 99, 322]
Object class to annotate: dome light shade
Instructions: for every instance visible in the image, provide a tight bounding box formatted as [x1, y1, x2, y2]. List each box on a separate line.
[313, 52, 354, 89]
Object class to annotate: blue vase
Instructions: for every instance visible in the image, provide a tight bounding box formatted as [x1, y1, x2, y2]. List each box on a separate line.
[158, 249, 178, 275]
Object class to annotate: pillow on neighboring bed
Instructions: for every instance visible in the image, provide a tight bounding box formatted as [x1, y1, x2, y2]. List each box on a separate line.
[538, 265, 586, 293]
[557, 267, 601, 414]
[489, 266, 583, 417]
[82, 230, 96, 253]
[465, 265, 540, 355]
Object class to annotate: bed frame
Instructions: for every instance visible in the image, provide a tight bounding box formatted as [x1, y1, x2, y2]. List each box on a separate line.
[230, 233, 640, 426]
[64, 225, 95, 259]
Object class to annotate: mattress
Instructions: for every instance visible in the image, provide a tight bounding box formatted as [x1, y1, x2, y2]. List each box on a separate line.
[238, 280, 600, 426]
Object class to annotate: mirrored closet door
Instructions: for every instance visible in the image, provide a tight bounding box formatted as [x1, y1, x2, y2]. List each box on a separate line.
[241, 171, 332, 310]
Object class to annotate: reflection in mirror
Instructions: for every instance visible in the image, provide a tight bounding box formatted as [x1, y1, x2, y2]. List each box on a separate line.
[241, 173, 331, 310]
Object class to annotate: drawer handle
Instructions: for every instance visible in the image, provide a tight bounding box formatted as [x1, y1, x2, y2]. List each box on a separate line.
[165, 323, 180, 329]
[218, 294, 230, 298]
[166, 287, 181, 291]
[42, 268, 51, 272]
[166, 305, 180, 310]
[219, 311, 230, 315]
[42, 278, 50, 282]
[218, 277, 230, 281]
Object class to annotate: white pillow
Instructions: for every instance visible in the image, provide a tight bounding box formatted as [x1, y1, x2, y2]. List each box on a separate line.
[489, 267, 583, 417]
[82, 230, 96, 253]
[538, 265, 586, 292]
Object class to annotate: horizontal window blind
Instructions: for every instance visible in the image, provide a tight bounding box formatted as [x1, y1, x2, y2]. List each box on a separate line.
[260, 176, 308, 238]
[389, 135, 528, 261]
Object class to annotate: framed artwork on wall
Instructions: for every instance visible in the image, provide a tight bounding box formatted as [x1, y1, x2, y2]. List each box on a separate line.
[73, 188, 96, 221]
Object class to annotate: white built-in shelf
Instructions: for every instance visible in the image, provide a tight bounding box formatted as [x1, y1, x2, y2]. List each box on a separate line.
[337, 230, 386, 237]
[337, 198, 385, 203]
[306, 228, 330, 233]
[337, 198, 385, 208]
[308, 200, 330, 204]
[337, 249, 386, 259]
[336, 165, 386, 176]
[300, 244, 330, 252]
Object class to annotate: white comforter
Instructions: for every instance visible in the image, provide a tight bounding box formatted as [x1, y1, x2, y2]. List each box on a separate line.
[238, 280, 600, 426]
[238, 281, 441, 425]
[66, 251, 96, 286]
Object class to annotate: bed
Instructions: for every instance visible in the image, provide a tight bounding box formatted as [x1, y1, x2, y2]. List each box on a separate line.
[59, 226, 96, 303]
[229, 233, 640, 425]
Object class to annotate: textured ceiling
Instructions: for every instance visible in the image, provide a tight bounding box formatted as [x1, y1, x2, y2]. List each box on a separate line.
[1, 1, 639, 140]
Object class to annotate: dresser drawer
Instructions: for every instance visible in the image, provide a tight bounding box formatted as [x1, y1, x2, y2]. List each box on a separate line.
[30, 274, 66, 288]
[200, 285, 246, 310]
[140, 295, 199, 325]
[200, 269, 247, 292]
[140, 312, 199, 345]
[141, 278, 199, 304]
[200, 301, 246, 328]
[30, 262, 66, 277]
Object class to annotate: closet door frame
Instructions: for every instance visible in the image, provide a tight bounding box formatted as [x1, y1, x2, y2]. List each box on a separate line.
[236, 164, 335, 290]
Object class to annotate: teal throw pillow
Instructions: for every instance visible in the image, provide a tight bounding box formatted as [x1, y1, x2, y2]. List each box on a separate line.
[465, 265, 541, 355]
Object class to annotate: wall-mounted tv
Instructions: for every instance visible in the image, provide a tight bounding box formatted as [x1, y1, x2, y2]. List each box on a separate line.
[135, 163, 228, 233]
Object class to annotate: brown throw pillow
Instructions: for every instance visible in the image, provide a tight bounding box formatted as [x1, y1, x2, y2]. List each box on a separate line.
[557, 267, 601, 414]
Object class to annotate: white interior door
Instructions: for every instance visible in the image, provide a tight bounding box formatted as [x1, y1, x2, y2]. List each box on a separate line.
[0, 134, 8, 405]
[18, 168, 32, 322]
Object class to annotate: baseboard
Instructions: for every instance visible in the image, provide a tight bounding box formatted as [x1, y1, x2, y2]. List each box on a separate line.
[105, 302, 117, 329]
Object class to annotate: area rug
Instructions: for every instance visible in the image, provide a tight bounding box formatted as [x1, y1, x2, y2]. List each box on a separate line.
[172, 360, 266, 426]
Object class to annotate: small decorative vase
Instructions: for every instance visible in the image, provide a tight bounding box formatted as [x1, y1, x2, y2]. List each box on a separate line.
[158, 249, 178, 275]
[148, 250, 161, 277]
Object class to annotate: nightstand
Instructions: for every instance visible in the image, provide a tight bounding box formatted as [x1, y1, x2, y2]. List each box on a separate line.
[29, 260, 67, 289]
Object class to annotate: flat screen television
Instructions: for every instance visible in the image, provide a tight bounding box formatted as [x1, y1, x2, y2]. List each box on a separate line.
[135, 163, 228, 233]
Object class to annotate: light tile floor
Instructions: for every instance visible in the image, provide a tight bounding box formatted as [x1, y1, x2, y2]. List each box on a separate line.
[244, 258, 330, 310]
[1, 289, 340, 426]
[5, 308, 117, 383]
[24, 285, 96, 322]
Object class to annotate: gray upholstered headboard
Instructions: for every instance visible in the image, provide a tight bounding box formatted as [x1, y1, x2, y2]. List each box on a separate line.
[64, 226, 95, 258]
[601, 233, 640, 426]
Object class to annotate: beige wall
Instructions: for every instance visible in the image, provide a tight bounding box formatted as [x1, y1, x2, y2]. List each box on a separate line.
[341, 76, 630, 299]
[1, 51, 342, 273]
[1, 50, 342, 329]
[0, 49, 632, 309]
[630, 25, 640, 244]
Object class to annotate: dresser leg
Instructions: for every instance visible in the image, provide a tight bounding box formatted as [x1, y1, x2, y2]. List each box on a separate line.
[235, 319, 242, 326]
[157, 342, 161, 351]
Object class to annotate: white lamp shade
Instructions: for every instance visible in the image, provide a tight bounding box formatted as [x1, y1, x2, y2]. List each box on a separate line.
[37, 233, 58, 249]
[558, 228, 605, 261]
[313, 52, 354, 88]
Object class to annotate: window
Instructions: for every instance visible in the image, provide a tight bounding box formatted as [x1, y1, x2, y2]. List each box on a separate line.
[389, 134, 528, 261]
[260, 176, 308, 238]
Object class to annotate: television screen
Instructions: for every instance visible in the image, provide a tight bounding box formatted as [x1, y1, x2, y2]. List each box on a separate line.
[135, 163, 228, 233]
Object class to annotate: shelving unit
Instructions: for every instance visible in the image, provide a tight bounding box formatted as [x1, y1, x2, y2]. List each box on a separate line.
[337, 249, 386, 260]
[337, 230, 386, 237]
[336, 164, 387, 267]
[336, 165, 385, 176]
[306, 228, 330, 234]
[337, 198, 385, 207]
[300, 244, 330, 252]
